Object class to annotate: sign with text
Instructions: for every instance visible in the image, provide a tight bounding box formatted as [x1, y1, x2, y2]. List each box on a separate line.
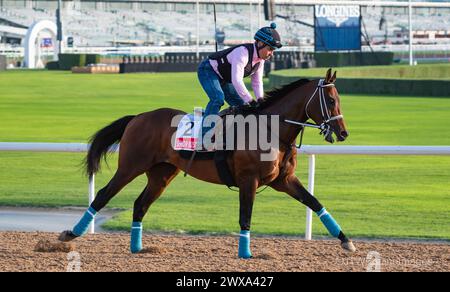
[314, 5, 361, 51]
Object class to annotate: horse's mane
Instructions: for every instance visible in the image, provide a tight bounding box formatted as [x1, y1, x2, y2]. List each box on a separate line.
[258, 78, 310, 110]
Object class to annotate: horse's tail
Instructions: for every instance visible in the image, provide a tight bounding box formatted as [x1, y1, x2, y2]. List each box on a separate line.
[85, 115, 136, 176]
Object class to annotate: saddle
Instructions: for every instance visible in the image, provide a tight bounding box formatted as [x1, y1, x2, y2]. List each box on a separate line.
[178, 149, 236, 187]
[176, 101, 262, 187]
[177, 110, 235, 187]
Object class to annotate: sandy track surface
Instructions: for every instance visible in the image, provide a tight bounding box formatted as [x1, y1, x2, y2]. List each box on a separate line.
[0, 231, 448, 272]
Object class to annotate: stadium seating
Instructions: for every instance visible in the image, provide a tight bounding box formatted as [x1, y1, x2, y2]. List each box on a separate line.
[0, 2, 448, 47]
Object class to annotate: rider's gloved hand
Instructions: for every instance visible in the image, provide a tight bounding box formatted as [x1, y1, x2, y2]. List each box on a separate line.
[249, 100, 259, 108]
[242, 101, 251, 108]
[257, 97, 267, 103]
[241, 100, 259, 110]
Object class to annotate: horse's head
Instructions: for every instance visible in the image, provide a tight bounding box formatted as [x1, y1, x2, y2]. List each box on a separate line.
[305, 68, 349, 143]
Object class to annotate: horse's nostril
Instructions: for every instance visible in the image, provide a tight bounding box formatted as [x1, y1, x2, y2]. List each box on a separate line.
[341, 131, 349, 138]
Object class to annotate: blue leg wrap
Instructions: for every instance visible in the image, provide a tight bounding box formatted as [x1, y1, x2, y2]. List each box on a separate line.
[130, 222, 143, 254]
[72, 207, 97, 237]
[316, 208, 342, 238]
[238, 230, 252, 259]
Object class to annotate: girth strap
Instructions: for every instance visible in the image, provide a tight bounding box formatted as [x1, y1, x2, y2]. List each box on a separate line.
[214, 150, 237, 188]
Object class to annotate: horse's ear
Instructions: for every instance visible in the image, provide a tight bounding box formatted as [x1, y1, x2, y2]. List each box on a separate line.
[330, 71, 337, 83]
[325, 68, 332, 82]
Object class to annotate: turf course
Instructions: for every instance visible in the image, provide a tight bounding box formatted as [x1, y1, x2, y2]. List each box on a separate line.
[274, 63, 450, 80]
[1, 69, 449, 239]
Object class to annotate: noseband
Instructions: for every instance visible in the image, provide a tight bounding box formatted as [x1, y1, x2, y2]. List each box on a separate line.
[285, 79, 343, 138]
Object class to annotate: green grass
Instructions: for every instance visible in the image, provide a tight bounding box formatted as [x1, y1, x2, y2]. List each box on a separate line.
[0, 70, 200, 142]
[1, 70, 449, 240]
[274, 63, 450, 80]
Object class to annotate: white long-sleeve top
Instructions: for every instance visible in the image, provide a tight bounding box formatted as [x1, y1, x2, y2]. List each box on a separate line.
[209, 43, 265, 103]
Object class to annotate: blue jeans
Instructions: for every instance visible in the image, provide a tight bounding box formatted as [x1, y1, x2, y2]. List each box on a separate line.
[197, 59, 244, 118]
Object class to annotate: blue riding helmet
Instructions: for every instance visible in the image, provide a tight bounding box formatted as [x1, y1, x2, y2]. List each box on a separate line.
[254, 23, 282, 49]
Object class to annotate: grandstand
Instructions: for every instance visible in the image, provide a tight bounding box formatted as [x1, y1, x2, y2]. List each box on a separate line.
[0, 0, 449, 69]
[0, 0, 449, 48]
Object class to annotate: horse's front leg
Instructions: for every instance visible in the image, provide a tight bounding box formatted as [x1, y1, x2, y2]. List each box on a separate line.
[237, 177, 258, 259]
[270, 175, 356, 252]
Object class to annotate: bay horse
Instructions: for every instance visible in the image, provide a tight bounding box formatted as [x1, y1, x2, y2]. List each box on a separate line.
[59, 68, 356, 258]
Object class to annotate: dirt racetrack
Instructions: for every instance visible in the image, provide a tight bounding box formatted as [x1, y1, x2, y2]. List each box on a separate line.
[0, 231, 448, 272]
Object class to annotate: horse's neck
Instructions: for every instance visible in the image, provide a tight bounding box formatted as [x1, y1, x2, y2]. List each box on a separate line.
[262, 83, 312, 146]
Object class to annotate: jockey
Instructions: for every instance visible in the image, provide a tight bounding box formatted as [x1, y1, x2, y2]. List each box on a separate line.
[197, 23, 282, 132]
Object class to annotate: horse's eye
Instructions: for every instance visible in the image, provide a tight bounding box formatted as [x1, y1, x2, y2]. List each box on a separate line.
[329, 99, 335, 105]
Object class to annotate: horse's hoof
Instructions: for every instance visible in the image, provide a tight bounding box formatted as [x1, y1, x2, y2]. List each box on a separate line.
[130, 248, 143, 254]
[58, 230, 78, 242]
[341, 241, 356, 253]
[238, 253, 253, 259]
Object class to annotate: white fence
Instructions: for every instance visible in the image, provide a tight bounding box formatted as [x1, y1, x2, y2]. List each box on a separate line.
[1, 142, 450, 238]
[297, 145, 450, 240]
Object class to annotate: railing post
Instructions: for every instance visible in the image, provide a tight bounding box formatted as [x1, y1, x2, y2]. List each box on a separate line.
[89, 173, 95, 234]
[305, 154, 316, 240]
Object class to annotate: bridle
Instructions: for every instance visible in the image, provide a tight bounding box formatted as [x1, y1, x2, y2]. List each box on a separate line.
[284, 79, 344, 139]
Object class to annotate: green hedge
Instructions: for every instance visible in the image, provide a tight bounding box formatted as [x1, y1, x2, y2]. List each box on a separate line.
[269, 74, 450, 97]
[315, 52, 394, 67]
[57, 54, 100, 70]
[85, 54, 101, 65]
[58, 54, 86, 70]
[274, 64, 450, 80]
[45, 61, 59, 70]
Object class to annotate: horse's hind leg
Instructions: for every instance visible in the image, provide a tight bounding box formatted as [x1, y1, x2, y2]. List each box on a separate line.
[130, 163, 180, 253]
[59, 168, 142, 242]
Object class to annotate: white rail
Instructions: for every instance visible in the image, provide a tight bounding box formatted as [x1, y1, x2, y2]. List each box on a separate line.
[1, 142, 450, 238]
[298, 145, 450, 156]
[0, 142, 95, 232]
[297, 145, 450, 240]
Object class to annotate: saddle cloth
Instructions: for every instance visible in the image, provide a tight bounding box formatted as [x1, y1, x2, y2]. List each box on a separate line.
[175, 108, 237, 187]
[174, 104, 255, 152]
[174, 111, 203, 151]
